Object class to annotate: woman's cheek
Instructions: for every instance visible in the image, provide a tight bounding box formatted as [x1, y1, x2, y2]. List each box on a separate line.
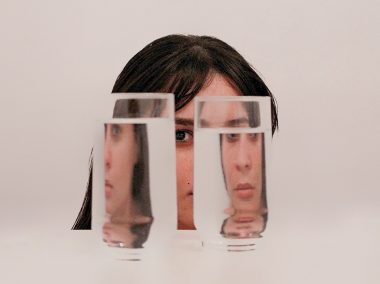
[175, 147, 193, 195]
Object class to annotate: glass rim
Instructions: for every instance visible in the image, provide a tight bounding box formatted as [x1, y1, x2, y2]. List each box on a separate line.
[194, 95, 271, 103]
[111, 92, 174, 100]
[110, 93, 175, 120]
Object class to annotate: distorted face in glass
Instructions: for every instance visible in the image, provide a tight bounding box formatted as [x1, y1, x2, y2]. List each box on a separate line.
[221, 131, 263, 213]
[104, 123, 139, 217]
[103, 123, 152, 248]
[199, 98, 264, 213]
[217, 102, 266, 238]
[204, 100, 263, 213]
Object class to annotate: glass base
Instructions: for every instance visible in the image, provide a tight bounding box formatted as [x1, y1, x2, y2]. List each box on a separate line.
[107, 245, 146, 261]
[202, 237, 261, 252]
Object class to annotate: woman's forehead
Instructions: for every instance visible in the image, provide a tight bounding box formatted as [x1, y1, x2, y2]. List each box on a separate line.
[197, 74, 241, 97]
[174, 74, 241, 122]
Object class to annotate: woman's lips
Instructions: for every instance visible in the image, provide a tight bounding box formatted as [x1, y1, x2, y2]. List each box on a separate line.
[234, 216, 256, 223]
[234, 183, 255, 199]
[105, 180, 113, 199]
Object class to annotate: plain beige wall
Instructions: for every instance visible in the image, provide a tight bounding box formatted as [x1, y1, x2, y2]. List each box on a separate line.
[1, 0, 379, 237]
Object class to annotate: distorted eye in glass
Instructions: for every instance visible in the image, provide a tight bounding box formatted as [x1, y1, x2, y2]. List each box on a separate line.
[248, 133, 259, 141]
[111, 124, 122, 139]
[225, 133, 240, 142]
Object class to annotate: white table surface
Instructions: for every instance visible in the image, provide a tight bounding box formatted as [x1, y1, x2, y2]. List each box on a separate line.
[2, 216, 379, 284]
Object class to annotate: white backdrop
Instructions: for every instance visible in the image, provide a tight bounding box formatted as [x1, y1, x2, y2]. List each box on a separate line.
[1, 0, 379, 282]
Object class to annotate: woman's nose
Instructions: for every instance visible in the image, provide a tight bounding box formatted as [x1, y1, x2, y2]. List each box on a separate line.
[235, 136, 252, 172]
[104, 145, 111, 170]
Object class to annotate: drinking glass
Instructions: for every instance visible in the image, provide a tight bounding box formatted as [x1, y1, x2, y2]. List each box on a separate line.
[93, 93, 176, 260]
[194, 96, 272, 251]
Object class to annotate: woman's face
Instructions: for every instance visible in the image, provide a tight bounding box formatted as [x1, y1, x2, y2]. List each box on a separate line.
[104, 124, 139, 216]
[175, 74, 240, 229]
[221, 131, 263, 212]
[199, 99, 264, 213]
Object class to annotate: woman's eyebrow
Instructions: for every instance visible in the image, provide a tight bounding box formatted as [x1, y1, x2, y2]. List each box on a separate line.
[198, 117, 249, 128]
[224, 117, 249, 127]
[175, 118, 194, 126]
[199, 119, 210, 127]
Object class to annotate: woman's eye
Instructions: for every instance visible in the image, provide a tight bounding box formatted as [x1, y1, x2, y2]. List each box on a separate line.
[176, 129, 193, 144]
[111, 124, 122, 137]
[248, 133, 259, 141]
[226, 133, 239, 142]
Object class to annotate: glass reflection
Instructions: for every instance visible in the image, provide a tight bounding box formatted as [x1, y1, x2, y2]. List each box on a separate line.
[103, 219, 152, 248]
[103, 123, 153, 248]
[199, 101, 261, 128]
[194, 97, 270, 250]
[113, 98, 168, 118]
[220, 132, 267, 238]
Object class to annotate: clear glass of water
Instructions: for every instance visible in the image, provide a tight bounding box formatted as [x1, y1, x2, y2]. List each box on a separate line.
[194, 96, 272, 251]
[93, 94, 176, 260]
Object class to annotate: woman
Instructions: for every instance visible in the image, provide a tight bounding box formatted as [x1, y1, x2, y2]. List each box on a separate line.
[72, 34, 279, 230]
